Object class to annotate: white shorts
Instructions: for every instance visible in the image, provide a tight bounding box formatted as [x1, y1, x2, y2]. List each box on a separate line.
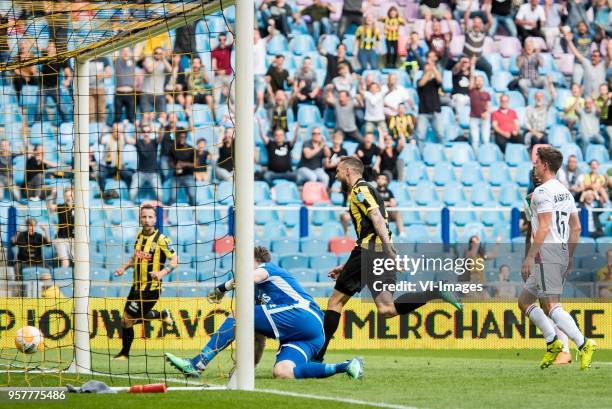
[524, 263, 566, 297]
[54, 238, 74, 261]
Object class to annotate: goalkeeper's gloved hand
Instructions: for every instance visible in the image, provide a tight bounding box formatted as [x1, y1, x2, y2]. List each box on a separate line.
[208, 287, 225, 304]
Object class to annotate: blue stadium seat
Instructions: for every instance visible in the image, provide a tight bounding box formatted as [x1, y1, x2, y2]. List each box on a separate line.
[310, 205, 336, 226]
[310, 221, 345, 240]
[52, 267, 73, 281]
[414, 181, 439, 205]
[289, 268, 319, 283]
[179, 287, 209, 298]
[90, 285, 117, 298]
[405, 161, 428, 186]
[576, 237, 597, 257]
[480, 201, 506, 226]
[191, 104, 214, 126]
[505, 144, 530, 166]
[506, 91, 525, 108]
[460, 162, 485, 186]
[21, 267, 51, 281]
[579, 254, 605, 270]
[450, 142, 475, 166]
[254, 181, 271, 204]
[478, 143, 503, 166]
[423, 202, 443, 226]
[422, 143, 446, 166]
[460, 222, 486, 242]
[442, 70, 453, 93]
[280, 254, 310, 270]
[456, 105, 470, 129]
[300, 237, 328, 255]
[443, 183, 466, 206]
[255, 207, 279, 225]
[320, 35, 340, 55]
[432, 162, 456, 186]
[491, 70, 512, 92]
[267, 35, 289, 55]
[585, 144, 609, 164]
[498, 183, 522, 207]
[595, 236, 612, 253]
[216, 181, 234, 205]
[160, 286, 179, 298]
[90, 267, 109, 284]
[257, 221, 287, 239]
[487, 162, 512, 186]
[560, 143, 584, 163]
[453, 201, 477, 226]
[388, 182, 412, 205]
[309, 253, 338, 271]
[400, 206, 422, 226]
[515, 164, 533, 187]
[271, 238, 300, 254]
[273, 181, 302, 205]
[554, 88, 572, 110]
[170, 268, 198, 283]
[289, 35, 316, 55]
[470, 183, 495, 206]
[404, 224, 429, 242]
[548, 125, 572, 147]
[297, 105, 322, 128]
[399, 143, 421, 163]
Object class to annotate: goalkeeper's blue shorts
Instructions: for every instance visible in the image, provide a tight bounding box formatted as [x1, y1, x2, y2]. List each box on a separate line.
[255, 304, 324, 365]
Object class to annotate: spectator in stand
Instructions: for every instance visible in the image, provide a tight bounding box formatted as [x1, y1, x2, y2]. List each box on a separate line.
[168, 128, 196, 205]
[565, 31, 606, 97]
[403, 31, 427, 78]
[492, 264, 516, 298]
[185, 56, 214, 110]
[265, 54, 292, 96]
[596, 249, 612, 298]
[0, 139, 19, 201]
[515, 0, 546, 44]
[389, 103, 416, 143]
[524, 80, 556, 150]
[211, 33, 233, 104]
[469, 73, 491, 152]
[425, 19, 451, 68]
[362, 81, 387, 133]
[296, 0, 335, 40]
[297, 127, 330, 186]
[375, 173, 405, 236]
[12, 218, 50, 283]
[594, 83, 612, 144]
[331, 62, 357, 96]
[291, 56, 321, 117]
[355, 15, 381, 72]
[588, 0, 611, 37]
[98, 123, 134, 193]
[324, 130, 347, 188]
[558, 154, 584, 199]
[517, 39, 548, 100]
[126, 124, 163, 202]
[579, 189, 604, 238]
[53, 188, 74, 268]
[462, 2, 493, 81]
[258, 120, 299, 184]
[215, 128, 234, 182]
[451, 56, 473, 114]
[159, 112, 179, 182]
[492, 93, 522, 152]
[141, 47, 172, 123]
[337, 0, 366, 39]
[376, 131, 405, 181]
[173, 21, 198, 63]
[420, 0, 452, 21]
[40, 41, 72, 123]
[542, 0, 565, 52]
[260, 0, 293, 37]
[566, 0, 589, 31]
[113, 47, 137, 124]
[461, 234, 500, 299]
[489, 0, 517, 37]
[89, 55, 112, 124]
[268, 89, 290, 134]
[24, 145, 56, 201]
[384, 73, 415, 117]
[254, 29, 269, 109]
[577, 97, 605, 152]
[320, 43, 354, 86]
[454, 0, 484, 21]
[561, 83, 585, 130]
[325, 89, 363, 142]
[195, 138, 211, 183]
[577, 159, 609, 204]
[355, 132, 379, 181]
[379, 6, 406, 68]
[416, 51, 444, 146]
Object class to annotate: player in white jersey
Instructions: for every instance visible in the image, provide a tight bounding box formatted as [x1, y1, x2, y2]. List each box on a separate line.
[518, 147, 596, 370]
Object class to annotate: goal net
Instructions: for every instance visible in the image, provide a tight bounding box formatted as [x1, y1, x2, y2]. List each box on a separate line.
[0, 0, 244, 389]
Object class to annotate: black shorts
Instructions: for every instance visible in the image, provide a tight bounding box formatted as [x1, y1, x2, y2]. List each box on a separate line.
[334, 247, 396, 298]
[124, 286, 160, 319]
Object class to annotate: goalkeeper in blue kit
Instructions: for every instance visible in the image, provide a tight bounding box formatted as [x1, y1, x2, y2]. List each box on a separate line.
[165, 246, 363, 380]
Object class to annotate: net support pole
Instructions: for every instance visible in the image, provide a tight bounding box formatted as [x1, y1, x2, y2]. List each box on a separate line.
[71, 59, 91, 374]
[233, 0, 255, 391]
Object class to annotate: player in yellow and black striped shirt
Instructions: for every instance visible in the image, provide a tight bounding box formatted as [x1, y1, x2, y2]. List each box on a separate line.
[379, 7, 406, 67]
[354, 15, 381, 71]
[113, 204, 178, 360]
[313, 156, 462, 362]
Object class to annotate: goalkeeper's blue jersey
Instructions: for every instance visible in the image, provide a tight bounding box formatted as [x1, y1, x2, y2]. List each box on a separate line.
[255, 263, 322, 315]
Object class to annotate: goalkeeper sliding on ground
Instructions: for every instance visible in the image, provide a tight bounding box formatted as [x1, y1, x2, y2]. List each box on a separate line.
[165, 246, 363, 380]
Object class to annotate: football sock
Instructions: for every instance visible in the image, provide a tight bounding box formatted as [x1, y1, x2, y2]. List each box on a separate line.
[394, 292, 433, 315]
[313, 310, 341, 362]
[120, 326, 134, 356]
[144, 310, 161, 320]
[550, 317, 570, 353]
[191, 317, 235, 369]
[550, 305, 585, 348]
[293, 361, 350, 379]
[526, 304, 556, 343]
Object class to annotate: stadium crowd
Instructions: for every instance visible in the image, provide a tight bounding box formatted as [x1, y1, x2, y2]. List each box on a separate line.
[0, 0, 611, 298]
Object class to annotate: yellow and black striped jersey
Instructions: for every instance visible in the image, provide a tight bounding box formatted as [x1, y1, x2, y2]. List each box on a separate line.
[132, 229, 176, 291]
[381, 17, 406, 41]
[389, 114, 415, 139]
[348, 179, 392, 249]
[355, 25, 381, 50]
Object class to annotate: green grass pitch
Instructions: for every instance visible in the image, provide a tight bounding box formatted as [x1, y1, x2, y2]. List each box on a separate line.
[1, 349, 611, 409]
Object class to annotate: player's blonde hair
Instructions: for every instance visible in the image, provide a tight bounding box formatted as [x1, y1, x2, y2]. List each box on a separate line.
[338, 156, 364, 175]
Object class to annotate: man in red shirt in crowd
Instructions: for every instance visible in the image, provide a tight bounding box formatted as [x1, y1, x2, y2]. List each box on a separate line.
[211, 33, 233, 105]
[492, 93, 522, 153]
